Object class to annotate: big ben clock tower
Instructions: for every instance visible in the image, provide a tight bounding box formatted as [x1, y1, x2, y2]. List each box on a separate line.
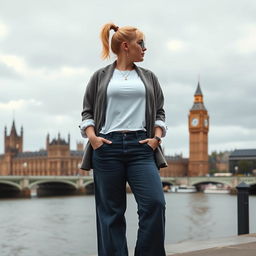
[188, 82, 209, 176]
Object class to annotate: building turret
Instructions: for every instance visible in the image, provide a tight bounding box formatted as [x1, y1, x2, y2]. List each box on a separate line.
[46, 133, 50, 149]
[68, 133, 70, 145]
[190, 82, 206, 111]
[21, 126, 23, 137]
[4, 120, 23, 154]
[10, 120, 17, 136]
[47, 133, 70, 157]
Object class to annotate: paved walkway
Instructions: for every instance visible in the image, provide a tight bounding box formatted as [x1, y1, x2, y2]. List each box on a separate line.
[166, 234, 256, 256]
[88, 234, 256, 256]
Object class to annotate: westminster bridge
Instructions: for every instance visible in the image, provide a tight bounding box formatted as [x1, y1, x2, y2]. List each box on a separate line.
[0, 175, 256, 198]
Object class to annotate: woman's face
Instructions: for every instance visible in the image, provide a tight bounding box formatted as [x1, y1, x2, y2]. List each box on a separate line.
[127, 36, 147, 62]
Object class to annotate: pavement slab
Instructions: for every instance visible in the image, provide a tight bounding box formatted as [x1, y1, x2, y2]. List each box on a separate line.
[168, 241, 256, 256]
[167, 234, 256, 256]
[88, 234, 256, 256]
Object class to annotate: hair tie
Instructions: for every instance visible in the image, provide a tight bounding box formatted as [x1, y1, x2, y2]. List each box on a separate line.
[114, 26, 119, 32]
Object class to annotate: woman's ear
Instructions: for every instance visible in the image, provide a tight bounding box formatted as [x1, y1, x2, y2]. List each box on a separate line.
[121, 41, 129, 52]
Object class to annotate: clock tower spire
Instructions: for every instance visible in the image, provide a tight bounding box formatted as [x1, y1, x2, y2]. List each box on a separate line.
[188, 82, 209, 176]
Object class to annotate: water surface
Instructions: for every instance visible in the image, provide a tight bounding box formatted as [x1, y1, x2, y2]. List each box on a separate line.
[0, 193, 255, 256]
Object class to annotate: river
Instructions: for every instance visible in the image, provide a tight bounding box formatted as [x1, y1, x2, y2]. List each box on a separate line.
[0, 193, 256, 256]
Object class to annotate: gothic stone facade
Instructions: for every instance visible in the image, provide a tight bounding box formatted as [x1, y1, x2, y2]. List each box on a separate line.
[0, 121, 88, 176]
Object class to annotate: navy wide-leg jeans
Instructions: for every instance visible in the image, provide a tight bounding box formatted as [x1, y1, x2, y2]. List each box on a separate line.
[92, 131, 166, 256]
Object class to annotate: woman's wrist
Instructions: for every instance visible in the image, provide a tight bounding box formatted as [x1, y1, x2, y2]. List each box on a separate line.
[154, 127, 163, 138]
[85, 126, 97, 140]
[153, 136, 162, 143]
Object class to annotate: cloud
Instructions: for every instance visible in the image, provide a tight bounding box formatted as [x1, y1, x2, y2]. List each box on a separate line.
[0, 99, 42, 111]
[0, 53, 90, 80]
[209, 126, 256, 152]
[235, 24, 256, 54]
[46, 66, 91, 79]
[0, 22, 9, 39]
[0, 62, 20, 79]
[167, 39, 186, 52]
[0, 54, 26, 74]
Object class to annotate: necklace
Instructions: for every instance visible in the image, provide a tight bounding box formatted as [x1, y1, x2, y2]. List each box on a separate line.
[118, 70, 132, 80]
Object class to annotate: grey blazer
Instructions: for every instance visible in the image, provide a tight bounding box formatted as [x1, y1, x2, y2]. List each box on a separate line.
[80, 61, 168, 170]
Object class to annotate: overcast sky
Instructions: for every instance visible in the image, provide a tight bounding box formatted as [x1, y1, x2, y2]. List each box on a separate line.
[0, 0, 255, 157]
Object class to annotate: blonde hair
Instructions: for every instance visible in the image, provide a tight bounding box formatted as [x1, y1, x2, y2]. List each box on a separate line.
[100, 23, 144, 59]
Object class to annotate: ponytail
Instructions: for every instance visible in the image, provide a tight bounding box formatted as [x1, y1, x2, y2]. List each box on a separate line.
[100, 23, 119, 59]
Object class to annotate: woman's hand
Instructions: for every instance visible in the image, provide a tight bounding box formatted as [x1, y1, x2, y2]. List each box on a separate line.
[89, 136, 112, 150]
[85, 126, 112, 150]
[139, 138, 160, 151]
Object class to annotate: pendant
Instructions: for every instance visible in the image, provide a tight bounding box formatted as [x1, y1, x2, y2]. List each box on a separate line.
[125, 78, 127, 80]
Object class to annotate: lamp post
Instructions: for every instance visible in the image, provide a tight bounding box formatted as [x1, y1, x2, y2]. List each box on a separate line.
[23, 162, 27, 176]
[234, 165, 239, 176]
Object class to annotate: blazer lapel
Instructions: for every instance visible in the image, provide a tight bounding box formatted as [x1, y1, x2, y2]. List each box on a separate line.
[99, 62, 116, 91]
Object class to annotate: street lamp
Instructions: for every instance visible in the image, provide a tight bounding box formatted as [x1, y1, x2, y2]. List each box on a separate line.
[234, 166, 239, 175]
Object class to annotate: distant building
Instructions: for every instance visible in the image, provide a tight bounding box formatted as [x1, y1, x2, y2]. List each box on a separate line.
[160, 155, 188, 177]
[0, 121, 88, 176]
[159, 82, 210, 177]
[229, 149, 256, 175]
[209, 151, 230, 173]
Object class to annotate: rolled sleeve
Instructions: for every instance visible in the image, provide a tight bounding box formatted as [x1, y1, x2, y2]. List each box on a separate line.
[154, 120, 167, 137]
[79, 119, 95, 138]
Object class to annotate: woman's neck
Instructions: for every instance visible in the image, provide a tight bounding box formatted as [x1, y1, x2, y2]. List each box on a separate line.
[116, 57, 134, 71]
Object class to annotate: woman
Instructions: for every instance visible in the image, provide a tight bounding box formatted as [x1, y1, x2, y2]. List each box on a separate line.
[80, 23, 167, 256]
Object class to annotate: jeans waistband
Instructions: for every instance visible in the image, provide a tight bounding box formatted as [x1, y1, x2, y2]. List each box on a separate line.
[99, 130, 147, 139]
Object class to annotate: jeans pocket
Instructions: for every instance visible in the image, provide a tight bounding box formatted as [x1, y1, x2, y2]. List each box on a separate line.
[94, 143, 105, 151]
[144, 143, 155, 151]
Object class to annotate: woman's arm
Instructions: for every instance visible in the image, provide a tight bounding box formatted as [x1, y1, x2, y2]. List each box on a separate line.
[84, 126, 112, 150]
[79, 72, 98, 138]
[152, 73, 167, 137]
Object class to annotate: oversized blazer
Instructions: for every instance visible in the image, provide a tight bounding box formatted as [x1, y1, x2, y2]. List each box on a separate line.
[80, 61, 168, 170]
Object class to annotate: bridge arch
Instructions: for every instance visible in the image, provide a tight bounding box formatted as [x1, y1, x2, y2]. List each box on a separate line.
[0, 181, 22, 190]
[191, 180, 231, 187]
[29, 180, 78, 189]
[83, 180, 94, 188]
[82, 180, 95, 195]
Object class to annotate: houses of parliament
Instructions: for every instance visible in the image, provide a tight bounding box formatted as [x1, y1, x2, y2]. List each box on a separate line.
[0, 83, 209, 177]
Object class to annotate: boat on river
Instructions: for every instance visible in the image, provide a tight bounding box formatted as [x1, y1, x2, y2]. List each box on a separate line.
[203, 184, 230, 194]
[170, 185, 197, 193]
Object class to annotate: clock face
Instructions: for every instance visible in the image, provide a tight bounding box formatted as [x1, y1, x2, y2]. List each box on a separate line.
[204, 119, 208, 127]
[191, 118, 199, 127]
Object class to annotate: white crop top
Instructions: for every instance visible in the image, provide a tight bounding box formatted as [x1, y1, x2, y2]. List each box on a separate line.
[100, 69, 146, 134]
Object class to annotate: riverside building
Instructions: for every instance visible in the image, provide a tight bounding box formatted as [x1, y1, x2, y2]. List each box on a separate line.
[0, 121, 87, 176]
